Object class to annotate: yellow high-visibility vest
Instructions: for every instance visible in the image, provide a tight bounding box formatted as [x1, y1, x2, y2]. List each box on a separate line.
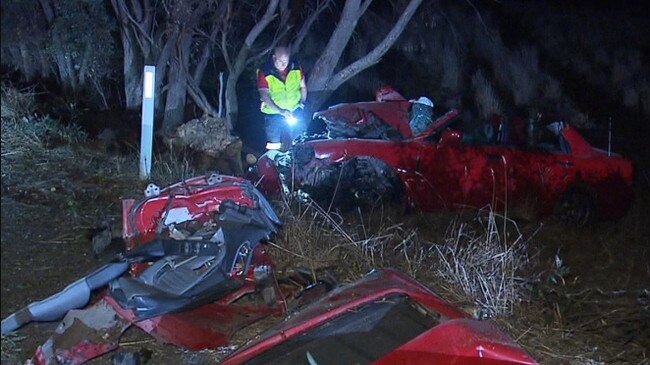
[259, 62, 302, 115]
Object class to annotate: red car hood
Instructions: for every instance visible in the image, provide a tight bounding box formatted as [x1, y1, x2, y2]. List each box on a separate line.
[314, 100, 414, 138]
[221, 269, 538, 365]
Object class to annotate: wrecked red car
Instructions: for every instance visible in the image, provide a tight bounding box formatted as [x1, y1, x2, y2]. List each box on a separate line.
[2, 173, 294, 364]
[221, 268, 538, 365]
[253, 95, 634, 224]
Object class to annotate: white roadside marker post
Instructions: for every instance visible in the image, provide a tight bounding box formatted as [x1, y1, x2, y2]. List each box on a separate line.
[140, 65, 155, 180]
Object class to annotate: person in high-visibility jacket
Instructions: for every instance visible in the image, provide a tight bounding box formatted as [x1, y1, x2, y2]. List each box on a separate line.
[257, 46, 308, 150]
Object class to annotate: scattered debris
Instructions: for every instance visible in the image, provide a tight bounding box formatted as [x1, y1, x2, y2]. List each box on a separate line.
[221, 269, 539, 365]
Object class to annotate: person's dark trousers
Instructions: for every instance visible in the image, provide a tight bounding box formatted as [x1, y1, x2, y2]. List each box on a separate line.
[264, 108, 307, 150]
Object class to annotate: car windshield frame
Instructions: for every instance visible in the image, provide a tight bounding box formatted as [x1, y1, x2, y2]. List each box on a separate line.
[243, 294, 444, 365]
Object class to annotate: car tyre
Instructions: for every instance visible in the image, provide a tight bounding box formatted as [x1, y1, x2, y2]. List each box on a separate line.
[349, 157, 402, 210]
[555, 188, 595, 226]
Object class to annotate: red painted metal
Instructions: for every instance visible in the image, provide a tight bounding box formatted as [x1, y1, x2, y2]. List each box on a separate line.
[122, 174, 256, 245]
[314, 100, 414, 138]
[32, 339, 118, 365]
[103, 244, 285, 351]
[251, 153, 283, 197]
[220, 269, 538, 365]
[29, 174, 287, 364]
[255, 100, 634, 220]
[373, 319, 538, 365]
[115, 175, 285, 349]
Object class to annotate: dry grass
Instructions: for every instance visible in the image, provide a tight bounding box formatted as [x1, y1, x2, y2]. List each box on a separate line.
[2, 84, 648, 364]
[149, 149, 198, 187]
[266, 176, 649, 364]
[1, 332, 26, 364]
[429, 209, 531, 317]
[1, 83, 36, 120]
[269, 191, 533, 318]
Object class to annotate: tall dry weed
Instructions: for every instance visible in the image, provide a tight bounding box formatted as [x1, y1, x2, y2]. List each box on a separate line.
[1, 83, 36, 120]
[275, 195, 532, 318]
[149, 149, 198, 186]
[430, 210, 530, 316]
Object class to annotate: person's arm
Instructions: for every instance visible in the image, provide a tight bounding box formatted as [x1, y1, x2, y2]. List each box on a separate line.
[257, 70, 291, 116]
[299, 77, 307, 106]
[258, 88, 290, 115]
[299, 67, 307, 107]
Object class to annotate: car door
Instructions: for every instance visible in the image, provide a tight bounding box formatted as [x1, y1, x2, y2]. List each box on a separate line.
[413, 129, 507, 211]
[505, 124, 576, 218]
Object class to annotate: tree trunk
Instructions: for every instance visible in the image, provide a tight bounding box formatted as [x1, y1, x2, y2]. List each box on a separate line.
[53, 44, 77, 92]
[111, 0, 155, 110]
[307, 0, 365, 90]
[162, 32, 192, 135]
[221, 0, 279, 130]
[307, 0, 423, 110]
[121, 28, 142, 109]
[18, 43, 36, 80]
[224, 72, 239, 131]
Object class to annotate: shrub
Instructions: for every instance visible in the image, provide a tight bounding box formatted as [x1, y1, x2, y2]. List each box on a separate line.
[429, 210, 530, 316]
[509, 45, 540, 106]
[472, 69, 502, 119]
[1, 83, 36, 121]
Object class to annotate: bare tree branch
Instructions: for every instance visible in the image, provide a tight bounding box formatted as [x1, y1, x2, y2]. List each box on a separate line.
[327, 0, 423, 91]
[193, 26, 219, 82]
[360, 0, 374, 15]
[308, 0, 367, 89]
[465, 0, 490, 34]
[279, 0, 291, 28]
[242, 0, 280, 50]
[187, 75, 218, 116]
[292, 0, 334, 53]
[219, 0, 234, 71]
[231, 0, 281, 127]
[37, 0, 54, 24]
[113, 0, 155, 48]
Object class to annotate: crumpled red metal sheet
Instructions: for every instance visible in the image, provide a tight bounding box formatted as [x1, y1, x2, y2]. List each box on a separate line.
[220, 269, 538, 365]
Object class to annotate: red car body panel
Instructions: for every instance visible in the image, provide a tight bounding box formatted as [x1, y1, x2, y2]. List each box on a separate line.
[221, 269, 538, 365]
[121, 174, 257, 246]
[256, 100, 634, 220]
[118, 174, 283, 349]
[314, 100, 414, 138]
[30, 174, 286, 364]
[103, 280, 280, 351]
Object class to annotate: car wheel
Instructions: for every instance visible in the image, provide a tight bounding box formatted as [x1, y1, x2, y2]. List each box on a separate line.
[349, 157, 402, 209]
[555, 188, 595, 226]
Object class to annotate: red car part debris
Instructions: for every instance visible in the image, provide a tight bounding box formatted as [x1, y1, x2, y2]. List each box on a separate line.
[14, 173, 293, 364]
[221, 268, 538, 365]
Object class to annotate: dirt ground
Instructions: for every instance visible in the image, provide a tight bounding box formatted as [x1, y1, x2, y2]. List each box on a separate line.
[1, 138, 649, 364]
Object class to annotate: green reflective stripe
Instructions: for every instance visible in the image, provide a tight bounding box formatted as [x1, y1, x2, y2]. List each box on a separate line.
[261, 69, 302, 114]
